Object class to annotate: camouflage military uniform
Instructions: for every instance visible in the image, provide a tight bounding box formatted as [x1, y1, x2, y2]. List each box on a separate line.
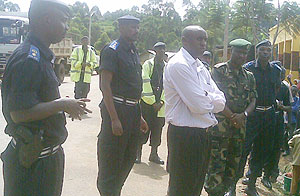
[204, 62, 257, 196]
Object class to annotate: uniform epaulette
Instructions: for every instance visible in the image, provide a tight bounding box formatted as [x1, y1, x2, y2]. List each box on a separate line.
[243, 61, 254, 69]
[27, 45, 40, 62]
[271, 61, 282, 71]
[214, 63, 226, 68]
[109, 40, 120, 51]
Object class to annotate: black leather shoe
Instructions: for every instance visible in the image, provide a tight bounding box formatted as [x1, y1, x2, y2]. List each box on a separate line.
[242, 178, 250, 185]
[149, 154, 164, 165]
[245, 186, 260, 196]
[224, 188, 236, 196]
[261, 177, 272, 189]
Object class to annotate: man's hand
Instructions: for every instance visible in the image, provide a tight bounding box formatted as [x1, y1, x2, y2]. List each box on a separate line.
[112, 119, 123, 136]
[153, 102, 163, 112]
[230, 113, 245, 129]
[140, 117, 148, 133]
[61, 98, 92, 120]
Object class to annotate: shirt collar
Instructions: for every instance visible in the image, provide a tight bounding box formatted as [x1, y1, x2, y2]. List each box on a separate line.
[180, 47, 205, 70]
[119, 37, 136, 52]
[255, 59, 271, 70]
[227, 62, 246, 76]
[27, 32, 54, 61]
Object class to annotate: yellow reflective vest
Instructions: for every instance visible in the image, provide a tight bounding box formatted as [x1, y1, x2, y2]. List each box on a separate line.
[70, 46, 98, 83]
[142, 58, 165, 117]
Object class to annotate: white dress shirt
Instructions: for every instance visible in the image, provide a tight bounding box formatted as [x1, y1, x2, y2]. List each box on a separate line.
[163, 47, 226, 128]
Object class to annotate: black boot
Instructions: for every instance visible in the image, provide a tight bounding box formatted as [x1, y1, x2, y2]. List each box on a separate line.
[245, 178, 259, 196]
[261, 176, 272, 189]
[135, 145, 142, 164]
[149, 147, 164, 165]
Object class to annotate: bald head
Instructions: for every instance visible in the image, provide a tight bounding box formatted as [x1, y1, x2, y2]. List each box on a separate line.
[182, 25, 207, 59]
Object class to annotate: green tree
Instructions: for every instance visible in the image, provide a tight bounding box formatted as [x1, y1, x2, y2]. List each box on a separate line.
[94, 32, 111, 51]
[0, 0, 20, 12]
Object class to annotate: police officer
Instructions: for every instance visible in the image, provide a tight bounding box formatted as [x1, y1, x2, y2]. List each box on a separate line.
[97, 15, 148, 196]
[1, 0, 91, 195]
[70, 36, 98, 99]
[242, 40, 281, 196]
[204, 39, 257, 196]
[135, 42, 166, 165]
[265, 66, 291, 184]
[202, 50, 212, 70]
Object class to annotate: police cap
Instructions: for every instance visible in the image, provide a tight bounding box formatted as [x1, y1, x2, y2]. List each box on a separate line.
[29, 0, 71, 20]
[118, 15, 140, 25]
[203, 51, 212, 56]
[229, 39, 251, 49]
[153, 42, 166, 49]
[256, 40, 272, 49]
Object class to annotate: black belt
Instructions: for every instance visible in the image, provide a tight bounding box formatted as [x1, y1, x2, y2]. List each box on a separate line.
[255, 105, 274, 112]
[113, 95, 139, 106]
[11, 138, 60, 159]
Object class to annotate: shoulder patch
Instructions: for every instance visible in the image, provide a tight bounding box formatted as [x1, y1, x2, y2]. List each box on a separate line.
[243, 61, 254, 69]
[109, 40, 120, 50]
[27, 45, 40, 62]
[271, 62, 282, 71]
[214, 62, 226, 68]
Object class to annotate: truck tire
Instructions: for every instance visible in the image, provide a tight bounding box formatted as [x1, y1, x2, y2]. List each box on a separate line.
[55, 63, 65, 83]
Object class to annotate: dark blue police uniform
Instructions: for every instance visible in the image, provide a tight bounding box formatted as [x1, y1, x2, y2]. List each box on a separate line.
[243, 60, 281, 178]
[267, 81, 291, 178]
[97, 37, 142, 195]
[1, 32, 67, 196]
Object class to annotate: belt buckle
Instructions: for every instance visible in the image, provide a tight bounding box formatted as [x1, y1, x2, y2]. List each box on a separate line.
[264, 107, 267, 112]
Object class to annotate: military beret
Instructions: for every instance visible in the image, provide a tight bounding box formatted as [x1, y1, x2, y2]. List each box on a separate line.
[203, 51, 212, 56]
[256, 40, 272, 49]
[118, 15, 140, 25]
[153, 42, 166, 49]
[229, 39, 251, 48]
[29, 0, 71, 19]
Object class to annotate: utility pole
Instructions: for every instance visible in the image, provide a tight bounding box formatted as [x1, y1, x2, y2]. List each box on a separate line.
[88, 11, 96, 45]
[223, 0, 230, 61]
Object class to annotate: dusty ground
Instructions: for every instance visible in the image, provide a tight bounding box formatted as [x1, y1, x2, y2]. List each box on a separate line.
[0, 75, 289, 195]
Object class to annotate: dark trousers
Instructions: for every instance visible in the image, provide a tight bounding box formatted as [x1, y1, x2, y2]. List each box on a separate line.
[140, 100, 165, 148]
[247, 109, 276, 178]
[74, 81, 90, 99]
[97, 102, 141, 196]
[265, 112, 284, 178]
[167, 124, 211, 196]
[1, 143, 64, 196]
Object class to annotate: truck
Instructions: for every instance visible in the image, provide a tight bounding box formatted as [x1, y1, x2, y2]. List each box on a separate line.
[0, 12, 72, 83]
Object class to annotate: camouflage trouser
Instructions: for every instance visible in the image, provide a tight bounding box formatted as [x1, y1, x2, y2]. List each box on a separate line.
[204, 119, 245, 196]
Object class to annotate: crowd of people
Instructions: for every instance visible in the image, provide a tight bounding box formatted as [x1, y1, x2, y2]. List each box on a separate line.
[1, 0, 300, 196]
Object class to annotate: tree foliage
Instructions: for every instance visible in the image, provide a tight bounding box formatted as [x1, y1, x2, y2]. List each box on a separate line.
[0, 0, 19, 12]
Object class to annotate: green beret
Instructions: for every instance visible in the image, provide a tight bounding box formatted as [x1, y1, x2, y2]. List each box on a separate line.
[229, 39, 251, 48]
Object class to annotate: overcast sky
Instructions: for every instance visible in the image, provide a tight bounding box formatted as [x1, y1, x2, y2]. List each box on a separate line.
[10, 0, 289, 17]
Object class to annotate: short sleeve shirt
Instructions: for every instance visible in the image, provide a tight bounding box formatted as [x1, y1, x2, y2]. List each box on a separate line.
[1, 32, 67, 146]
[244, 60, 281, 106]
[100, 38, 142, 99]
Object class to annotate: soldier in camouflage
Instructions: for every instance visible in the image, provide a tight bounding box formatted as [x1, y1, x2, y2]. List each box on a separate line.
[204, 39, 257, 196]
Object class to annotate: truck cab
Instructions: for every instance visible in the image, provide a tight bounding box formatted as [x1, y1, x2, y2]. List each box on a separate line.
[0, 14, 29, 77]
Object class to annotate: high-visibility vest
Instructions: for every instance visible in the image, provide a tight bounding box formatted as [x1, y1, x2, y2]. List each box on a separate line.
[70, 46, 98, 83]
[142, 58, 165, 117]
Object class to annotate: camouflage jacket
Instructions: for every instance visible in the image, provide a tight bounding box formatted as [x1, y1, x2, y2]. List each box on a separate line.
[210, 62, 258, 138]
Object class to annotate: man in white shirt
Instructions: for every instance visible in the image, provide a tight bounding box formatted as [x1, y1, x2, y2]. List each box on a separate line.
[164, 25, 226, 196]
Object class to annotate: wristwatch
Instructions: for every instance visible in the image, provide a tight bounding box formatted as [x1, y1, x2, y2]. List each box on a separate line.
[244, 111, 248, 117]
